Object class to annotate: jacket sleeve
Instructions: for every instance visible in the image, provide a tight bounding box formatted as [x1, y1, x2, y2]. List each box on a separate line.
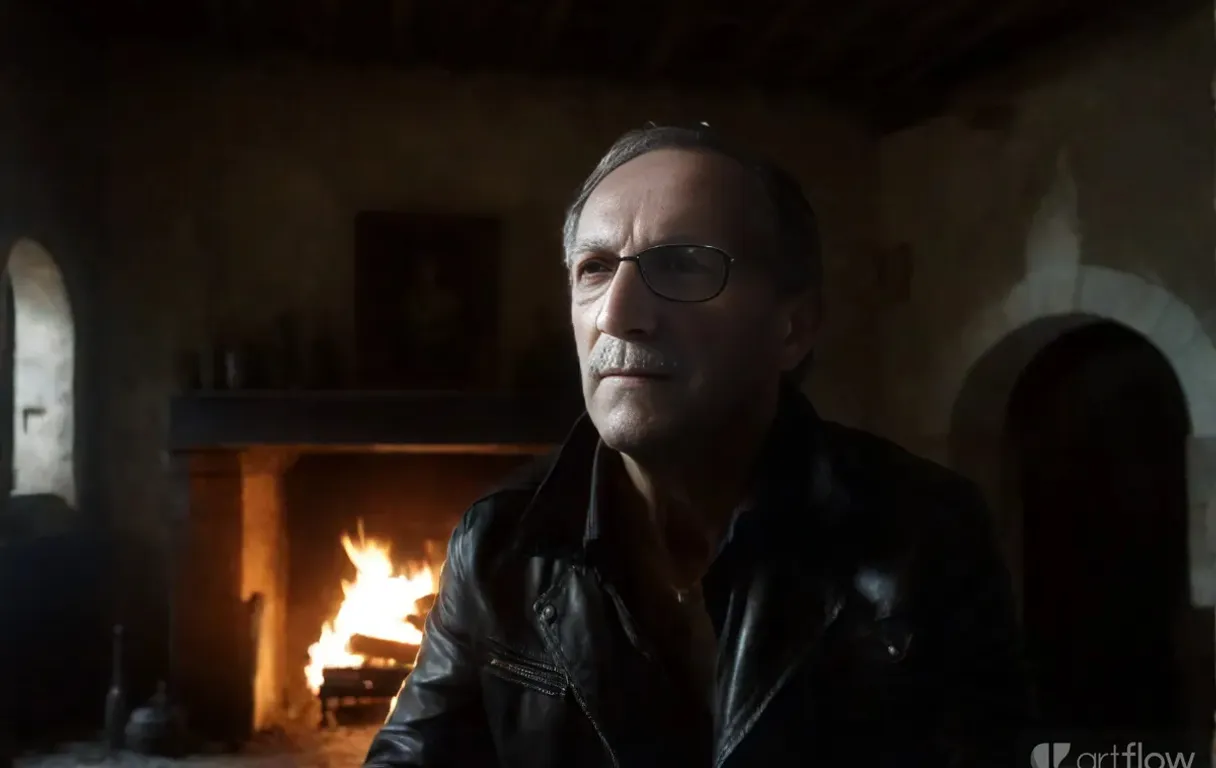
[932, 482, 1034, 767]
[363, 514, 496, 767]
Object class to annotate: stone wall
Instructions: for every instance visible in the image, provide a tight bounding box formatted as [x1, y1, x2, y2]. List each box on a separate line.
[0, 8, 109, 744]
[875, 4, 1216, 729]
[95, 42, 879, 633]
[0, 21, 105, 524]
[876, 6, 1216, 459]
[876, 5, 1216, 557]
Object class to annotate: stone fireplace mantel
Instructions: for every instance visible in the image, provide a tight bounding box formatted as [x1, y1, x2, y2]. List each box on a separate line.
[168, 391, 582, 451]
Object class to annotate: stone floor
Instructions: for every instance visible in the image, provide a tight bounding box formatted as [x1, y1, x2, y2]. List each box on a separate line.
[13, 726, 379, 768]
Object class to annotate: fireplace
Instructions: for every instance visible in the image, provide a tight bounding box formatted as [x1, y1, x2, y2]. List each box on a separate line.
[166, 392, 577, 743]
[288, 451, 529, 723]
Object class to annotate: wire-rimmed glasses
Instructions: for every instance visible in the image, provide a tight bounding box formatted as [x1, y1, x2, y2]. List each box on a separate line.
[570, 244, 735, 303]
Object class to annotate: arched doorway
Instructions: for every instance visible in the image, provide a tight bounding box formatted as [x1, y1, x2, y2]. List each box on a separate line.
[1006, 321, 1192, 730]
[918, 175, 1216, 740]
[4, 238, 75, 508]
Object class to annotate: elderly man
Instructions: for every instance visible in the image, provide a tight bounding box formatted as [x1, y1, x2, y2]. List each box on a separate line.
[364, 125, 1030, 767]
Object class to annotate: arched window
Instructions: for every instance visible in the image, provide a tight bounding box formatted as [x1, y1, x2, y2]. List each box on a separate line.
[5, 238, 75, 507]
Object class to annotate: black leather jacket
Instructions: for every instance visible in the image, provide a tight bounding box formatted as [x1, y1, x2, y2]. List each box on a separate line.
[365, 391, 1030, 767]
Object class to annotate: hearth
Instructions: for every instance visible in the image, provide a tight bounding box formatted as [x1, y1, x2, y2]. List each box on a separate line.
[166, 392, 577, 743]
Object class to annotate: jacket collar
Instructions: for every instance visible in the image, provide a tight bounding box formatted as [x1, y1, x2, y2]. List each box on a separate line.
[510, 411, 600, 558]
[512, 384, 828, 561]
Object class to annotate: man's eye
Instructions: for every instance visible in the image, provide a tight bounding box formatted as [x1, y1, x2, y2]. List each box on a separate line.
[576, 260, 614, 279]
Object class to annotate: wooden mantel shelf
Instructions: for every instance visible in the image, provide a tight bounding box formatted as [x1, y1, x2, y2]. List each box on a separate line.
[167, 391, 583, 451]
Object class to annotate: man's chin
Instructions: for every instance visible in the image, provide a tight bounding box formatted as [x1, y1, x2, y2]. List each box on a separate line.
[589, 402, 683, 457]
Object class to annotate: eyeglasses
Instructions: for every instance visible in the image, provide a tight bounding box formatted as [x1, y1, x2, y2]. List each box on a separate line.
[570, 244, 736, 303]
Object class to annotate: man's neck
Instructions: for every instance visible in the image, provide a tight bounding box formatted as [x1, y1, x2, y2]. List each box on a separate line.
[610, 395, 780, 586]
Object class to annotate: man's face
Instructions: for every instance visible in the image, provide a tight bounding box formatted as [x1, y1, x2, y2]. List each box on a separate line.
[568, 148, 815, 457]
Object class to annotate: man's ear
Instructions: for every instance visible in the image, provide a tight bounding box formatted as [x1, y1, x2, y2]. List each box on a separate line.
[779, 293, 820, 373]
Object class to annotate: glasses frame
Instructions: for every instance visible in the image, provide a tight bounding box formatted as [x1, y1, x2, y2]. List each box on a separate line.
[613, 243, 737, 304]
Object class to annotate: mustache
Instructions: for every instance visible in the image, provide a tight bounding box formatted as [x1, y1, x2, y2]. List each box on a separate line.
[587, 337, 681, 376]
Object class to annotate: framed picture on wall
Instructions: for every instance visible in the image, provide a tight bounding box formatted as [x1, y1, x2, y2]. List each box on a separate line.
[353, 211, 502, 390]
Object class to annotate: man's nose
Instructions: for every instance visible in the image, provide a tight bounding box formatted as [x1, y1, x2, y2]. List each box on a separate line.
[596, 260, 658, 338]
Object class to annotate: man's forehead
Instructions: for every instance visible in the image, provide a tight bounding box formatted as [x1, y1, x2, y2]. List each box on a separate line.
[575, 149, 762, 248]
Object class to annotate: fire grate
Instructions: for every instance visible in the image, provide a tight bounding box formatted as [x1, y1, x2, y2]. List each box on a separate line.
[317, 635, 420, 727]
[318, 664, 412, 727]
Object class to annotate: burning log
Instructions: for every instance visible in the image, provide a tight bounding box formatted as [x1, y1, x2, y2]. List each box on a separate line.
[348, 634, 420, 665]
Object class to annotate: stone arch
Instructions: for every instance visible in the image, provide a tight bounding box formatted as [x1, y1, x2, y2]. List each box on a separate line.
[949, 265, 1216, 437]
[6, 238, 75, 507]
[946, 264, 1216, 606]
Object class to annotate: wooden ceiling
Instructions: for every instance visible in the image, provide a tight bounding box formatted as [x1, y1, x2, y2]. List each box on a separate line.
[68, 0, 1197, 130]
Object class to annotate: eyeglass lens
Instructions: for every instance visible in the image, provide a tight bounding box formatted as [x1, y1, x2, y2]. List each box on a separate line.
[636, 245, 728, 301]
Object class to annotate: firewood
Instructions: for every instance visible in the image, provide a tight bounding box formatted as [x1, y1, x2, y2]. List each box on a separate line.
[348, 634, 420, 665]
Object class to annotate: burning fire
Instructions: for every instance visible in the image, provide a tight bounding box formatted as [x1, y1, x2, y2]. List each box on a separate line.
[305, 521, 442, 694]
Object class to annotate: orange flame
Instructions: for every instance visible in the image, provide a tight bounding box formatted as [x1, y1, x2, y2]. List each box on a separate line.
[305, 521, 442, 695]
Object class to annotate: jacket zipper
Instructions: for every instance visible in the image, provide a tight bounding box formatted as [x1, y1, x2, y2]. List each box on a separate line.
[487, 657, 566, 695]
[538, 567, 621, 768]
[567, 674, 620, 768]
[487, 649, 617, 765]
[713, 595, 844, 767]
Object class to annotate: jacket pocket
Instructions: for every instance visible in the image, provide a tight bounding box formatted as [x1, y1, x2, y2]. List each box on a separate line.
[484, 643, 568, 698]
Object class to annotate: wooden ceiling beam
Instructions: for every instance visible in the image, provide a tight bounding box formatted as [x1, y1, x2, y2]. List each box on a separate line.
[300, 0, 342, 52]
[838, 0, 1000, 87]
[947, 0, 1203, 97]
[227, 0, 265, 47]
[644, 0, 694, 76]
[868, 2, 1043, 87]
[517, 0, 573, 67]
[740, 0, 812, 69]
[540, 0, 574, 52]
[467, 0, 504, 38]
[390, 0, 414, 34]
[868, 0, 1190, 131]
[387, 0, 415, 58]
[790, 0, 917, 82]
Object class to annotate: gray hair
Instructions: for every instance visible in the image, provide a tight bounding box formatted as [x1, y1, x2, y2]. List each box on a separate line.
[561, 123, 822, 382]
[561, 123, 822, 303]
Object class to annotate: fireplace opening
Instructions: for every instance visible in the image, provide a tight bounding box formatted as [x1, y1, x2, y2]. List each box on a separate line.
[281, 450, 532, 724]
[170, 391, 579, 743]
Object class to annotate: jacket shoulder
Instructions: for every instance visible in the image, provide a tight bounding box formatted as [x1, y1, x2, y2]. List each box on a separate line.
[444, 450, 558, 566]
[816, 422, 1003, 586]
[819, 420, 986, 515]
